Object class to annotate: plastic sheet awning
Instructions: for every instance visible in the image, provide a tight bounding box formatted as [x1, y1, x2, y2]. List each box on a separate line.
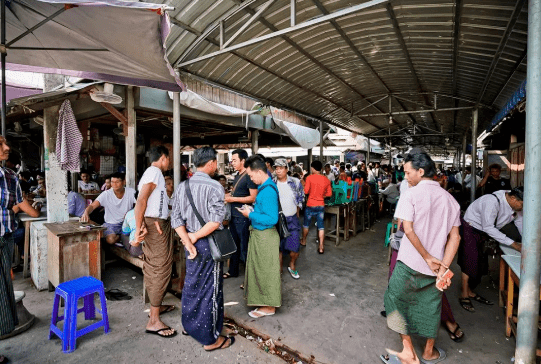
[485, 78, 527, 133]
[3, 0, 183, 91]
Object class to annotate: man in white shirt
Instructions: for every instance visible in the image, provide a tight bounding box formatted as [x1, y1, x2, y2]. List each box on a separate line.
[134, 146, 176, 337]
[455, 169, 481, 190]
[78, 170, 100, 193]
[457, 187, 523, 313]
[273, 158, 304, 279]
[323, 163, 335, 183]
[81, 172, 136, 246]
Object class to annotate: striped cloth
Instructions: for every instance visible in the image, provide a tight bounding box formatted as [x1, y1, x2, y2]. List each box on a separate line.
[56, 99, 83, 172]
[0, 167, 23, 236]
[0, 234, 18, 336]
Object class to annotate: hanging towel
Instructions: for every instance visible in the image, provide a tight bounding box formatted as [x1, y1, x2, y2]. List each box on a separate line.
[56, 99, 83, 171]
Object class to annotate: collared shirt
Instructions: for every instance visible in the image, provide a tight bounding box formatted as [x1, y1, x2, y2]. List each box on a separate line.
[170, 172, 226, 232]
[0, 167, 23, 236]
[272, 175, 304, 209]
[68, 191, 87, 217]
[380, 183, 400, 204]
[394, 180, 461, 276]
[249, 177, 279, 230]
[464, 190, 522, 246]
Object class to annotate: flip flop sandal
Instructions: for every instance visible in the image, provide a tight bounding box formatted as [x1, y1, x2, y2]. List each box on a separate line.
[0, 355, 8, 364]
[181, 330, 189, 336]
[145, 327, 177, 338]
[239, 284, 244, 290]
[204, 336, 235, 352]
[105, 289, 131, 301]
[248, 308, 275, 318]
[445, 323, 464, 342]
[380, 354, 401, 364]
[420, 347, 446, 364]
[459, 297, 475, 312]
[223, 272, 232, 279]
[471, 294, 494, 305]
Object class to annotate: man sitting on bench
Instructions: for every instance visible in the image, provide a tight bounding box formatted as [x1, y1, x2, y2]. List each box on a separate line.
[81, 172, 136, 246]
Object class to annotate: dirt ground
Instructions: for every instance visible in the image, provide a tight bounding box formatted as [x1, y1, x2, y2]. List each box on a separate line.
[2, 218, 521, 363]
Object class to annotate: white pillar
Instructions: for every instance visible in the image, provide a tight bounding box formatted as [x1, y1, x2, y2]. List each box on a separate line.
[173, 92, 181, 187]
[125, 86, 137, 189]
[319, 121, 324, 162]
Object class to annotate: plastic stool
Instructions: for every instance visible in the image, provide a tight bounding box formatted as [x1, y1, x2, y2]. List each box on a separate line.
[49, 276, 109, 353]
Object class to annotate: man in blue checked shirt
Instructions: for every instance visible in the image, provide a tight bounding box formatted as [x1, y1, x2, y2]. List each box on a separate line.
[273, 158, 304, 279]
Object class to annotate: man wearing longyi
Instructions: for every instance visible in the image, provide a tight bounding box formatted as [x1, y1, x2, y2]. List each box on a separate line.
[381, 149, 461, 364]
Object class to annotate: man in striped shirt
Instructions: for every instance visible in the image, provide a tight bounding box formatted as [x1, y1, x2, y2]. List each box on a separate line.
[0, 136, 41, 360]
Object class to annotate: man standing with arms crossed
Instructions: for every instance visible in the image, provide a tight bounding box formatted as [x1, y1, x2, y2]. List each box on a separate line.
[382, 150, 461, 364]
[134, 146, 176, 338]
[301, 160, 332, 253]
[223, 149, 257, 281]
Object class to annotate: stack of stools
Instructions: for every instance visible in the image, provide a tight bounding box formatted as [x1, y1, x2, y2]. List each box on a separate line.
[49, 276, 109, 353]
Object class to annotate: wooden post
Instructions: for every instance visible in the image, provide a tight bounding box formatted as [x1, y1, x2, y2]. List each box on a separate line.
[125, 86, 136, 189]
[251, 130, 259, 154]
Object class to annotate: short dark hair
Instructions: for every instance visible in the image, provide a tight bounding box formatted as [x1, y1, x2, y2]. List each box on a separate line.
[340, 166, 345, 172]
[290, 161, 297, 166]
[80, 169, 89, 176]
[193, 147, 217, 167]
[324, 163, 331, 168]
[232, 149, 248, 162]
[217, 175, 226, 181]
[489, 163, 502, 171]
[509, 186, 524, 201]
[265, 157, 274, 165]
[110, 172, 125, 181]
[346, 163, 351, 168]
[245, 155, 267, 172]
[404, 151, 437, 178]
[149, 146, 169, 164]
[311, 160, 323, 172]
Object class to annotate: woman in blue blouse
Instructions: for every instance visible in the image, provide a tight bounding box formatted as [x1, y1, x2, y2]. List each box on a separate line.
[237, 155, 281, 318]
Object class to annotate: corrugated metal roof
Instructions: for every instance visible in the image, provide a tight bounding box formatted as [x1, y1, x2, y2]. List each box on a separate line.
[146, 0, 528, 149]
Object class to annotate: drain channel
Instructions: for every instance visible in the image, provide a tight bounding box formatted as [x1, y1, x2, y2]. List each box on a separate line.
[224, 317, 318, 364]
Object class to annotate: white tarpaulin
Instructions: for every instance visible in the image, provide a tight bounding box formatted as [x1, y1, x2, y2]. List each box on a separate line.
[3, 0, 183, 91]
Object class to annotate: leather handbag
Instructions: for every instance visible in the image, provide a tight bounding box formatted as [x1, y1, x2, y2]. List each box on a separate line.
[261, 184, 291, 240]
[185, 180, 237, 262]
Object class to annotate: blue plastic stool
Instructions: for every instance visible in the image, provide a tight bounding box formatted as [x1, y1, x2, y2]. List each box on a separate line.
[49, 276, 110, 353]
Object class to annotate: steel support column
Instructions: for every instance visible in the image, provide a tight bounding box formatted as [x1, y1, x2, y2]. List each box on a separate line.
[515, 0, 541, 361]
[319, 120, 324, 162]
[1, 0, 6, 138]
[308, 148, 313, 166]
[125, 86, 137, 190]
[461, 133, 467, 193]
[173, 92, 181, 188]
[366, 137, 371, 166]
[251, 130, 259, 154]
[470, 109, 478, 203]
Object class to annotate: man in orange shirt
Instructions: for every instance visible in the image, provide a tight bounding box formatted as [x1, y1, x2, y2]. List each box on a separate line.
[301, 161, 332, 254]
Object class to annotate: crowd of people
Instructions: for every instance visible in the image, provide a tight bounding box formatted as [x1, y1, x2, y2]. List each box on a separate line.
[0, 131, 526, 362]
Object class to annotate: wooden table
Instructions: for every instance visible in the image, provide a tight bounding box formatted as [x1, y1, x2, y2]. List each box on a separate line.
[502, 254, 541, 357]
[44, 221, 105, 290]
[498, 244, 521, 307]
[324, 204, 349, 246]
[82, 193, 101, 201]
[19, 211, 47, 278]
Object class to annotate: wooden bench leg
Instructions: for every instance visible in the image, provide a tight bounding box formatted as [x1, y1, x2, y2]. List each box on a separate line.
[499, 257, 505, 308]
[506, 267, 514, 337]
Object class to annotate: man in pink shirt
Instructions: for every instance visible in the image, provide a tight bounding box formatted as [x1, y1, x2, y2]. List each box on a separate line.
[381, 150, 461, 364]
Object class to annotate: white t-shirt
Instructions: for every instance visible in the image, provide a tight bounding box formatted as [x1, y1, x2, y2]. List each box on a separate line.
[79, 180, 100, 192]
[324, 172, 335, 182]
[138, 166, 169, 219]
[96, 187, 136, 225]
[276, 181, 298, 217]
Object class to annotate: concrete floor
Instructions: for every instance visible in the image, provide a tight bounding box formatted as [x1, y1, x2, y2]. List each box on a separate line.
[2, 218, 523, 363]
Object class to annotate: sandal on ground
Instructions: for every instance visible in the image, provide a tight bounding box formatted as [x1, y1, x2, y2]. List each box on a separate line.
[181, 330, 189, 336]
[145, 326, 177, 338]
[288, 267, 300, 279]
[148, 305, 175, 317]
[318, 249, 324, 254]
[105, 289, 132, 301]
[0, 355, 8, 364]
[420, 347, 446, 364]
[248, 308, 275, 318]
[204, 336, 235, 352]
[459, 297, 475, 312]
[223, 272, 232, 279]
[471, 294, 493, 305]
[380, 353, 401, 364]
[445, 323, 464, 342]
[239, 284, 244, 290]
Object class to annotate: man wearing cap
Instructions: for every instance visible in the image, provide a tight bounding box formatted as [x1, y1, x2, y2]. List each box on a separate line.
[273, 159, 304, 279]
[457, 187, 523, 313]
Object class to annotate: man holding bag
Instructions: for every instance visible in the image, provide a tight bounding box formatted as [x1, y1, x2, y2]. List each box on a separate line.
[171, 147, 234, 351]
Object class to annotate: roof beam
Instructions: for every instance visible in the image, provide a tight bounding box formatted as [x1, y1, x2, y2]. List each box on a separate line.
[476, 0, 526, 105]
[451, 0, 463, 133]
[490, 46, 527, 106]
[175, 0, 388, 68]
[310, 0, 418, 126]
[221, 0, 276, 49]
[171, 22, 386, 133]
[357, 105, 476, 118]
[385, 3, 439, 129]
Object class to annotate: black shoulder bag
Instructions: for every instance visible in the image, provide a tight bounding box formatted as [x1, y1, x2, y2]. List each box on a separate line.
[260, 184, 291, 240]
[185, 180, 237, 262]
